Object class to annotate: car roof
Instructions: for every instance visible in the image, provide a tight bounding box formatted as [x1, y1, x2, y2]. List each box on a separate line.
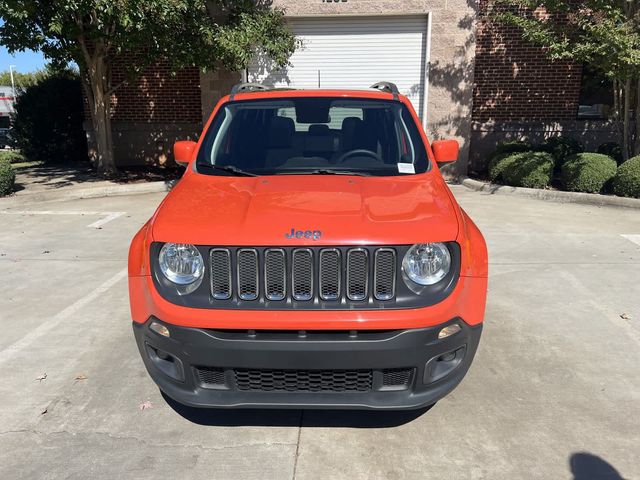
[222, 88, 405, 103]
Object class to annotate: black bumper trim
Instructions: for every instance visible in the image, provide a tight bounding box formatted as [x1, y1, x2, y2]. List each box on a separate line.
[133, 318, 482, 410]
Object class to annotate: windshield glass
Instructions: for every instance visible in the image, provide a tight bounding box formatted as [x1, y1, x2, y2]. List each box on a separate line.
[196, 97, 429, 176]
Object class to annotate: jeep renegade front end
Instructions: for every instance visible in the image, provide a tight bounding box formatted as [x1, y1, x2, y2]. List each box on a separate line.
[129, 83, 488, 410]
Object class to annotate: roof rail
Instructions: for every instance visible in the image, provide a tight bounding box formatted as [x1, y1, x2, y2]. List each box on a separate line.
[370, 81, 399, 99]
[229, 82, 269, 100]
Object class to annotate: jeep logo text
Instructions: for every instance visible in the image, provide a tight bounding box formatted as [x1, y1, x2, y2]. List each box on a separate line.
[285, 228, 322, 241]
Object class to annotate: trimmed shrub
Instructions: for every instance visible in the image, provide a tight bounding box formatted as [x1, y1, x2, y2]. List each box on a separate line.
[612, 156, 640, 198]
[494, 140, 534, 156]
[11, 75, 87, 163]
[542, 136, 584, 165]
[0, 150, 26, 164]
[499, 151, 555, 189]
[488, 152, 517, 182]
[597, 142, 624, 165]
[0, 159, 16, 196]
[560, 153, 617, 193]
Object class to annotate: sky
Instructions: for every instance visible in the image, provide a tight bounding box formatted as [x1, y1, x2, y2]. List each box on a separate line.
[0, 46, 47, 73]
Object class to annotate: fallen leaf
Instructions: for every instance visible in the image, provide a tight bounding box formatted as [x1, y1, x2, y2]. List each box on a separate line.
[35, 373, 47, 382]
[74, 374, 88, 381]
[138, 400, 154, 411]
[40, 408, 48, 415]
[620, 313, 631, 320]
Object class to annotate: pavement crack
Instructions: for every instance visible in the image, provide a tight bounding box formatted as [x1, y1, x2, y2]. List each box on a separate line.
[292, 410, 304, 480]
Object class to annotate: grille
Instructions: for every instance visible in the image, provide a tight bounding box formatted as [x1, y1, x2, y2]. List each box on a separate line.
[381, 368, 413, 389]
[195, 367, 225, 387]
[210, 249, 232, 299]
[347, 249, 369, 300]
[374, 248, 396, 300]
[234, 368, 372, 392]
[208, 246, 399, 304]
[265, 249, 286, 300]
[237, 249, 258, 300]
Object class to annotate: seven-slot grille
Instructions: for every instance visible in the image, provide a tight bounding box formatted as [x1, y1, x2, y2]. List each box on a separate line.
[208, 247, 397, 304]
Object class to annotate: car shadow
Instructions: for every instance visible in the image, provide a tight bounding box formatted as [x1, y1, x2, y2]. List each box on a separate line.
[161, 391, 432, 428]
[570, 452, 625, 480]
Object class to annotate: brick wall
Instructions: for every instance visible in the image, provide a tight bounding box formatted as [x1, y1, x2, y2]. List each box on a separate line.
[472, 0, 582, 123]
[110, 59, 201, 123]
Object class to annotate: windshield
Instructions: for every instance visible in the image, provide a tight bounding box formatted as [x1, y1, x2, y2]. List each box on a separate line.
[196, 97, 429, 176]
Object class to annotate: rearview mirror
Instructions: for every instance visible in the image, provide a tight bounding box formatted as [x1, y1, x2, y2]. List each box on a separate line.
[174, 140, 197, 167]
[432, 140, 459, 166]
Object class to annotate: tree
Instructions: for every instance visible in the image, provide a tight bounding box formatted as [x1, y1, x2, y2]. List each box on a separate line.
[0, 1, 296, 175]
[492, 0, 640, 160]
[0, 64, 79, 91]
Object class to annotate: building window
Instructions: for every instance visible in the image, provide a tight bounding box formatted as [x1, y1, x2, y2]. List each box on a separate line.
[577, 66, 613, 120]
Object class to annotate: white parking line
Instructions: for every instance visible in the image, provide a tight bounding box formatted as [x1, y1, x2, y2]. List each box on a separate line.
[0, 268, 127, 365]
[0, 210, 126, 228]
[621, 234, 640, 246]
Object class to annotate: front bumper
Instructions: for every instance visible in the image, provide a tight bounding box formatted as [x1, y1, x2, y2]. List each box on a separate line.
[133, 317, 482, 410]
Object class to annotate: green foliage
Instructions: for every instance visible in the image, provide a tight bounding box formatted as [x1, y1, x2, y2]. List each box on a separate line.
[612, 155, 640, 198]
[0, 158, 16, 196]
[11, 76, 87, 163]
[488, 152, 516, 182]
[597, 142, 624, 164]
[560, 153, 617, 193]
[0, 65, 78, 91]
[501, 152, 555, 188]
[494, 140, 534, 156]
[0, 150, 25, 164]
[542, 136, 584, 165]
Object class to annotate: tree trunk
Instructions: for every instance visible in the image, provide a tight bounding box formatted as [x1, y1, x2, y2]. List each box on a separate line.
[623, 78, 632, 162]
[635, 78, 640, 158]
[92, 89, 115, 176]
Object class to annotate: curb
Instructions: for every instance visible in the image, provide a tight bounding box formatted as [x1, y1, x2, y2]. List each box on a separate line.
[459, 177, 640, 209]
[0, 180, 175, 206]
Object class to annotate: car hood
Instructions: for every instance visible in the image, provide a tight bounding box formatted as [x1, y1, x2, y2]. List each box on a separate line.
[151, 172, 460, 245]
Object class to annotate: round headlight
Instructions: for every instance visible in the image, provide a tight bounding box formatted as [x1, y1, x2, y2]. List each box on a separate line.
[158, 243, 204, 285]
[402, 243, 451, 286]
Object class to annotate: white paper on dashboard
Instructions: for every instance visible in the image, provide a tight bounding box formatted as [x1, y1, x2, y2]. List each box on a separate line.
[397, 163, 415, 174]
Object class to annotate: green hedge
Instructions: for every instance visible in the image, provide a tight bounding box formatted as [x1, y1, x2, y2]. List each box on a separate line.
[0, 159, 16, 196]
[11, 75, 87, 163]
[542, 136, 584, 165]
[490, 151, 554, 189]
[494, 140, 534, 156]
[0, 151, 26, 164]
[612, 156, 640, 198]
[560, 153, 617, 193]
[597, 142, 624, 165]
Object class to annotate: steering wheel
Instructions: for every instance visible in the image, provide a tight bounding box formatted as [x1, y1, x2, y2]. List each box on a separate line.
[336, 149, 381, 163]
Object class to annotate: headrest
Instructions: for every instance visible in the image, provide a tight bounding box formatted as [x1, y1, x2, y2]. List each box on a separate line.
[308, 124, 330, 136]
[341, 117, 363, 151]
[268, 116, 295, 148]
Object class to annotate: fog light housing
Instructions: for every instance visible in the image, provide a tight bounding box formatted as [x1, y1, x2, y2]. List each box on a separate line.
[150, 321, 170, 338]
[438, 323, 461, 339]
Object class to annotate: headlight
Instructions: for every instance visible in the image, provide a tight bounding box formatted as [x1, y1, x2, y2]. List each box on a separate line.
[402, 243, 451, 286]
[158, 243, 204, 285]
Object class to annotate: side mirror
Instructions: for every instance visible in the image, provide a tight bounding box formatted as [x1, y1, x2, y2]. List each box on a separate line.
[174, 140, 197, 167]
[432, 140, 459, 166]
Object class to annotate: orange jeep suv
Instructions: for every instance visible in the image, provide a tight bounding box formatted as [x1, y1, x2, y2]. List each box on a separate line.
[128, 82, 488, 410]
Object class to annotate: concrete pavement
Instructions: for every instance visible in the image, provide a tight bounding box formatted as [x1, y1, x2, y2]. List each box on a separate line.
[0, 186, 638, 479]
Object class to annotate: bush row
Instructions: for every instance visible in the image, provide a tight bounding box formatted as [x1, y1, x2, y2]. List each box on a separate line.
[0, 158, 16, 196]
[487, 138, 640, 198]
[0, 150, 26, 164]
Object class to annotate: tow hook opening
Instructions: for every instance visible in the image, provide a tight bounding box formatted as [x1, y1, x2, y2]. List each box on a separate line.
[145, 342, 185, 382]
[423, 345, 467, 384]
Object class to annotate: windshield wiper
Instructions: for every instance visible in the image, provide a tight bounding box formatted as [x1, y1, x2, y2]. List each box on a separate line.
[198, 163, 258, 177]
[282, 169, 371, 177]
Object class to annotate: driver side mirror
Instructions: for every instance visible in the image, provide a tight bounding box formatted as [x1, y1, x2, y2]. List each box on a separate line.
[174, 140, 197, 167]
[432, 140, 459, 166]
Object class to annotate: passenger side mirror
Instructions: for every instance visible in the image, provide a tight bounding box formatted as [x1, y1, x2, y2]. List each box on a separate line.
[432, 140, 459, 166]
[174, 140, 197, 167]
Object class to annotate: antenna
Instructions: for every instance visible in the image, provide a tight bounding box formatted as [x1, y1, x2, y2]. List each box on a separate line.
[317, 70, 320, 88]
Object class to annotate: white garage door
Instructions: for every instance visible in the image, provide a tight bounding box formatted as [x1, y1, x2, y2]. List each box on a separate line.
[247, 16, 430, 120]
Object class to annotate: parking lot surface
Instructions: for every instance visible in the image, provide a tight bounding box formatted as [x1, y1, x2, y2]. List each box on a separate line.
[0, 185, 638, 480]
